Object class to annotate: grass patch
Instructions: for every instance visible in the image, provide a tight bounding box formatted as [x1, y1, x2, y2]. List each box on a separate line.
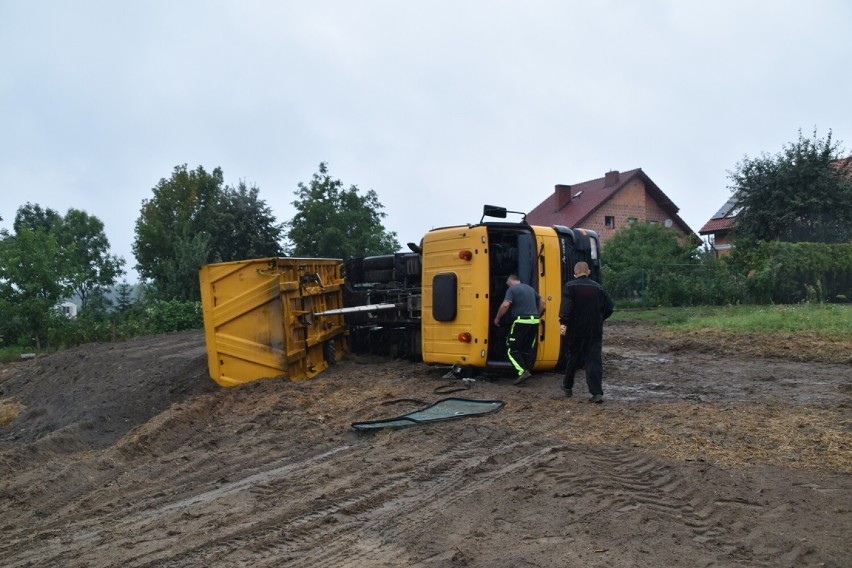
[0, 398, 24, 426]
[0, 346, 30, 364]
[611, 304, 852, 363]
[613, 304, 852, 340]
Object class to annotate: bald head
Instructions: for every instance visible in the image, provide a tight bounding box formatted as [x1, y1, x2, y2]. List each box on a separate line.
[574, 262, 591, 277]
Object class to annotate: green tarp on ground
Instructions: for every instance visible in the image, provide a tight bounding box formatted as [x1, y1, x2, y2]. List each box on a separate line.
[352, 397, 505, 430]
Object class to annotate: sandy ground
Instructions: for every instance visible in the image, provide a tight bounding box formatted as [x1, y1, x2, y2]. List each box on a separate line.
[1, 321, 850, 567]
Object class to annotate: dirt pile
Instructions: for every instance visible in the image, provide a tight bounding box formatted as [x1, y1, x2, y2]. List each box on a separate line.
[0, 322, 850, 567]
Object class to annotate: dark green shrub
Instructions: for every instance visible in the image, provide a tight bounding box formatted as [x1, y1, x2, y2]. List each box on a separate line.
[727, 241, 852, 304]
[144, 299, 204, 333]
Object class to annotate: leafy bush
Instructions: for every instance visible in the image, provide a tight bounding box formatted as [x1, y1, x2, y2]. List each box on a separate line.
[143, 299, 204, 333]
[5, 283, 204, 353]
[602, 223, 700, 304]
[600, 223, 748, 306]
[727, 241, 852, 304]
[603, 223, 850, 306]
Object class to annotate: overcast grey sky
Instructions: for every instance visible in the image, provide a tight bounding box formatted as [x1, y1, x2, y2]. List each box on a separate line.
[2, 0, 850, 282]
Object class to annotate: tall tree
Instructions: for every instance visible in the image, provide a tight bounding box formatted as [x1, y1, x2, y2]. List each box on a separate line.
[728, 129, 852, 243]
[156, 233, 211, 301]
[13, 203, 62, 234]
[57, 208, 125, 309]
[212, 181, 284, 262]
[0, 220, 66, 346]
[115, 280, 135, 313]
[133, 165, 284, 301]
[286, 162, 400, 259]
[0, 204, 125, 345]
[133, 165, 223, 296]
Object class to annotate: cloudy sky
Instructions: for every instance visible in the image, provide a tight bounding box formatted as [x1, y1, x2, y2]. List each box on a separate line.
[2, 0, 850, 281]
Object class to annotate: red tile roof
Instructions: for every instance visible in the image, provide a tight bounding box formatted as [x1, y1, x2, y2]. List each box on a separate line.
[699, 216, 737, 234]
[699, 195, 739, 235]
[832, 156, 852, 175]
[526, 168, 694, 236]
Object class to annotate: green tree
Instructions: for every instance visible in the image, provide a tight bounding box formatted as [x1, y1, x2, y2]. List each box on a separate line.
[0, 221, 67, 347]
[9, 204, 125, 310]
[286, 162, 400, 258]
[13, 203, 61, 233]
[0, 204, 125, 347]
[0, 214, 5, 343]
[728, 129, 852, 243]
[133, 165, 284, 301]
[115, 280, 135, 313]
[57, 208, 125, 309]
[156, 233, 211, 301]
[213, 181, 284, 261]
[133, 165, 223, 297]
[602, 223, 701, 304]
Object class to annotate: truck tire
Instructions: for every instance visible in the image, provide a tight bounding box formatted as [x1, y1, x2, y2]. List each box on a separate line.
[406, 255, 422, 276]
[364, 269, 394, 283]
[362, 255, 395, 270]
[323, 340, 337, 366]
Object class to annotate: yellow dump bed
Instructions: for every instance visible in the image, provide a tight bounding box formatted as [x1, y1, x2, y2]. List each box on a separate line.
[198, 258, 346, 387]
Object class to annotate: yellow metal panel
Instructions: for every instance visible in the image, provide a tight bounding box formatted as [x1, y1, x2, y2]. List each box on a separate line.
[421, 226, 490, 366]
[531, 227, 562, 370]
[199, 258, 346, 387]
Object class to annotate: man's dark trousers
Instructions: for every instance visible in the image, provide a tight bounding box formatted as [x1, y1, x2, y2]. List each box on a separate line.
[562, 335, 603, 396]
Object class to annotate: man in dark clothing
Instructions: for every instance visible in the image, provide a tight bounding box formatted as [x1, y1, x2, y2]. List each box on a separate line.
[559, 261, 614, 402]
[494, 274, 545, 386]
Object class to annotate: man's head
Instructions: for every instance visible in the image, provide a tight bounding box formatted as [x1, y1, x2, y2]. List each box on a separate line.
[573, 262, 591, 278]
[506, 274, 521, 286]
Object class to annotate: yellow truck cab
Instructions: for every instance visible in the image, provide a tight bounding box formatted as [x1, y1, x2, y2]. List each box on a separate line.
[420, 205, 600, 372]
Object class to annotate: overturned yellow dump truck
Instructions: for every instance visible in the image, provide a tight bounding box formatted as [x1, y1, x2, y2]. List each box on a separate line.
[198, 258, 346, 387]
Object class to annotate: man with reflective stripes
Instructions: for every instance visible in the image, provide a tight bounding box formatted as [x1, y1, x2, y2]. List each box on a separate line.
[494, 274, 546, 386]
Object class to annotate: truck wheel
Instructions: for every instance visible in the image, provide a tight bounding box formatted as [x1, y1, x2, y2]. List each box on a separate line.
[362, 255, 395, 270]
[323, 340, 337, 366]
[406, 255, 422, 276]
[364, 269, 394, 283]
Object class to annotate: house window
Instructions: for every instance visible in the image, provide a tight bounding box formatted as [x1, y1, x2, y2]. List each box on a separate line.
[648, 220, 659, 226]
[605, 216, 615, 229]
[627, 217, 637, 226]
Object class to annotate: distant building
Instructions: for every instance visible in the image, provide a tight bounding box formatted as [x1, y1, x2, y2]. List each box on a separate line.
[58, 301, 78, 319]
[526, 168, 696, 246]
[699, 196, 739, 258]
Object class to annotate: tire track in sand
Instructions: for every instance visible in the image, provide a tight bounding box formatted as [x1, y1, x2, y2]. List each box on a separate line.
[137, 422, 555, 567]
[530, 445, 812, 567]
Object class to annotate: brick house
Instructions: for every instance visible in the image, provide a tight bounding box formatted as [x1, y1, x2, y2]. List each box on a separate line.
[526, 168, 696, 246]
[698, 196, 738, 258]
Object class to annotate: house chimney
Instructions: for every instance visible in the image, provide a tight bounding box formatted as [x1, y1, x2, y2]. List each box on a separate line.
[604, 170, 620, 187]
[555, 184, 572, 209]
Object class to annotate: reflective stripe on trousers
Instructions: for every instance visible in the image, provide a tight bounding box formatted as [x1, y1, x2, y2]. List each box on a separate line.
[507, 317, 539, 374]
